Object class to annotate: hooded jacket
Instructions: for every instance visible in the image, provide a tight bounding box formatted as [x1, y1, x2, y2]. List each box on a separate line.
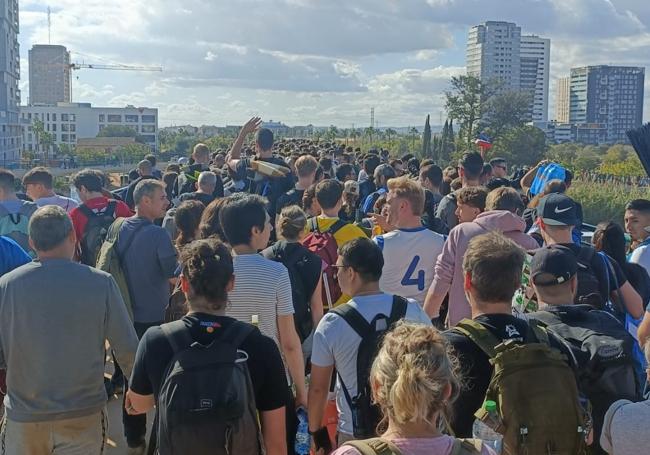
[430, 210, 539, 326]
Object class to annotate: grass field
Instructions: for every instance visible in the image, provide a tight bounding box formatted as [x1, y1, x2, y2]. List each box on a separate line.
[569, 180, 650, 225]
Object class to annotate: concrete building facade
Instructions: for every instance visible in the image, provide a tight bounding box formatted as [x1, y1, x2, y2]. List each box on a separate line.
[0, 0, 22, 159]
[21, 103, 158, 153]
[570, 65, 645, 143]
[28, 44, 71, 105]
[555, 76, 570, 123]
[467, 22, 550, 123]
[520, 35, 550, 122]
[467, 21, 521, 91]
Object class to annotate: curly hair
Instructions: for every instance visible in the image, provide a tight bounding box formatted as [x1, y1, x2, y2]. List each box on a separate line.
[371, 322, 462, 432]
[179, 238, 233, 308]
[174, 200, 205, 249]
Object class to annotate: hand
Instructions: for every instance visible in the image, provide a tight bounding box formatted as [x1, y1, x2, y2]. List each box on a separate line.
[240, 117, 262, 136]
[371, 213, 393, 233]
[124, 390, 143, 415]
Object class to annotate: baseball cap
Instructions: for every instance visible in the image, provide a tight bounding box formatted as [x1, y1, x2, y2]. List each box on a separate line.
[344, 180, 359, 196]
[536, 193, 579, 226]
[530, 246, 578, 286]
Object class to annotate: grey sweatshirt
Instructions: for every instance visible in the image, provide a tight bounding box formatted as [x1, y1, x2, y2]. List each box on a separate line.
[0, 259, 139, 422]
[600, 399, 650, 455]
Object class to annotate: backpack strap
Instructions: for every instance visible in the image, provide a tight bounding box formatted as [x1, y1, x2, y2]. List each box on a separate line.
[451, 438, 483, 455]
[344, 438, 403, 455]
[453, 319, 500, 358]
[309, 217, 319, 233]
[105, 200, 117, 217]
[576, 245, 595, 265]
[160, 320, 194, 354]
[389, 295, 409, 323]
[328, 219, 347, 235]
[528, 319, 551, 346]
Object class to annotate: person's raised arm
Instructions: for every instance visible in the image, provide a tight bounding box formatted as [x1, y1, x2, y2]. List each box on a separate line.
[226, 117, 262, 171]
[520, 159, 549, 193]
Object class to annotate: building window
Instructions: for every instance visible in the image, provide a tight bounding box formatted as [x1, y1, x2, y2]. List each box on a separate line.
[107, 114, 122, 123]
[70, 134, 76, 142]
[141, 135, 156, 143]
[62, 123, 69, 132]
[62, 134, 69, 142]
[99, 114, 105, 122]
[141, 115, 156, 123]
[125, 114, 138, 123]
[52, 124, 57, 131]
[52, 113, 56, 121]
[141, 125, 155, 133]
[61, 114, 68, 121]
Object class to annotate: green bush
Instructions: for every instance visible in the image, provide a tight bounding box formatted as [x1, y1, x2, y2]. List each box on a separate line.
[568, 180, 650, 225]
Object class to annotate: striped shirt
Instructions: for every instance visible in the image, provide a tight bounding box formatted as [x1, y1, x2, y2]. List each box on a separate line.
[226, 253, 294, 350]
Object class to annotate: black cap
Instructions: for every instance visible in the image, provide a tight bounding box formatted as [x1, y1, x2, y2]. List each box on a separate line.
[537, 193, 579, 226]
[531, 246, 578, 286]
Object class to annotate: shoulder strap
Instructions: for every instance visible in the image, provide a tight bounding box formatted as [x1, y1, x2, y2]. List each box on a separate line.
[330, 304, 372, 339]
[329, 219, 347, 235]
[389, 295, 409, 323]
[219, 320, 256, 349]
[528, 319, 551, 346]
[453, 319, 500, 358]
[577, 245, 595, 264]
[105, 200, 117, 217]
[451, 438, 483, 455]
[106, 217, 127, 243]
[160, 320, 193, 354]
[309, 217, 319, 233]
[344, 438, 403, 455]
[79, 204, 96, 219]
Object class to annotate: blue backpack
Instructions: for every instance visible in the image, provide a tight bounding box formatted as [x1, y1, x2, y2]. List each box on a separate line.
[530, 163, 566, 197]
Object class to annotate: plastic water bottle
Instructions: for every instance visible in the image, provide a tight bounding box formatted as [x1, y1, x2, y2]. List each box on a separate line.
[294, 407, 310, 455]
[472, 400, 503, 454]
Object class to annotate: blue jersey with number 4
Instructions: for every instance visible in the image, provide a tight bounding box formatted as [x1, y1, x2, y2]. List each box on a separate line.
[373, 227, 445, 306]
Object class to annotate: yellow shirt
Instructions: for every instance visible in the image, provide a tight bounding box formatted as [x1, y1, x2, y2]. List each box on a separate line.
[311, 216, 368, 306]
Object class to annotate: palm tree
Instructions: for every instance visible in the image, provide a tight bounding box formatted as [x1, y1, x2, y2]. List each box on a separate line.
[409, 127, 419, 151]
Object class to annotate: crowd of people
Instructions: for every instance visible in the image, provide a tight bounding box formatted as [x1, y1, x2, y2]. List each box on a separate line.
[1, 116, 650, 455]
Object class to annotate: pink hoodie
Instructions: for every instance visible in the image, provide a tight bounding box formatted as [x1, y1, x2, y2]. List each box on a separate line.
[430, 210, 539, 326]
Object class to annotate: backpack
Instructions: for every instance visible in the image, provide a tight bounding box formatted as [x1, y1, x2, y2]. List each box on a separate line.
[155, 320, 263, 455]
[0, 202, 37, 255]
[344, 437, 483, 455]
[78, 201, 117, 266]
[302, 218, 347, 309]
[265, 243, 313, 343]
[330, 295, 408, 439]
[95, 218, 146, 320]
[453, 319, 588, 455]
[575, 246, 605, 307]
[530, 306, 641, 454]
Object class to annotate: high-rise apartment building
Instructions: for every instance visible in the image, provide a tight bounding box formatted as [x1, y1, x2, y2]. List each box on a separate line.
[29, 45, 71, 105]
[555, 77, 570, 123]
[520, 35, 550, 122]
[569, 65, 645, 143]
[467, 21, 521, 91]
[0, 0, 22, 158]
[467, 21, 550, 123]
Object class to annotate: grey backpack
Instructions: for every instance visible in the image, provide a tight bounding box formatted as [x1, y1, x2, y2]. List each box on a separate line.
[155, 320, 264, 455]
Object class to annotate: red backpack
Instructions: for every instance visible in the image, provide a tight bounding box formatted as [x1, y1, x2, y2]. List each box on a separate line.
[302, 218, 347, 309]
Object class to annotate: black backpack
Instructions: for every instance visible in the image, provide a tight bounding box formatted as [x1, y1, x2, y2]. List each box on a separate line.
[264, 243, 314, 343]
[156, 320, 264, 455]
[331, 296, 408, 438]
[79, 201, 117, 266]
[530, 305, 641, 455]
[574, 246, 604, 307]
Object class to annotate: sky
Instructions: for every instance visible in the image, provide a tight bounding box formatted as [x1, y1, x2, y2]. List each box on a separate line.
[17, 0, 650, 128]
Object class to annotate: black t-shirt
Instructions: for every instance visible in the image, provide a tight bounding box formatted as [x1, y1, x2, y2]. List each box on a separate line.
[559, 243, 627, 305]
[262, 240, 321, 301]
[235, 156, 294, 215]
[276, 188, 305, 214]
[178, 191, 215, 207]
[129, 313, 287, 412]
[443, 313, 573, 437]
[623, 262, 650, 310]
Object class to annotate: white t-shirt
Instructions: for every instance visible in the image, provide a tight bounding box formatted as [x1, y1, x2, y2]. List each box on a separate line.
[374, 227, 445, 306]
[35, 195, 79, 213]
[226, 253, 294, 350]
[311, 293, 432, 435]
[629, 242, 650, 277]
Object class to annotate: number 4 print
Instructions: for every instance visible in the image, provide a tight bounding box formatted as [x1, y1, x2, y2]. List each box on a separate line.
[401, 255, 425, 291]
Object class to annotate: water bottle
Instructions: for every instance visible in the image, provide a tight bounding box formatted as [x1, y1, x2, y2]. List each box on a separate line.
[294, 407, 310, 455]
[472, 400, 503, 454]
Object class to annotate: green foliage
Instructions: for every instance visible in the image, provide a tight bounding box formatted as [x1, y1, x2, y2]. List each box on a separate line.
[75, 147, 107, 164]
[422, 115, 432, 158]
[96, 125, 142, 141]
[568, 180, 650, 225]
[480, 90, 531, 140]
[490, 125, 547, 166]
